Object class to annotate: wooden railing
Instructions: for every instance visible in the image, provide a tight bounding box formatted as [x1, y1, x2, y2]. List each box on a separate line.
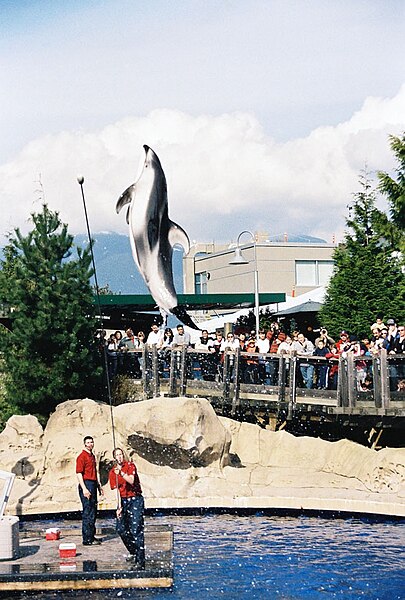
[111, 347, 405, 417]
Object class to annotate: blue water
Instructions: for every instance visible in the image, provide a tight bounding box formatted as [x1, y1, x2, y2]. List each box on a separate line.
[163, 514, 405, 599]
[17, 514, 405, 599]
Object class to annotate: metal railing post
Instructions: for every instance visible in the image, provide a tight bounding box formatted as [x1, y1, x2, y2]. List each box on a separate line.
[287, 353, 297, 420]
[277, 354, 286, 403]
[168, 350, 177, 397]
[231, 347, 241, 416]
[347, 352, 356, 408]
[223, 351, 231, 409]
[179, 347, 187, 396]
[151, 344, 160, 398]
[337, 357, 348, 407]
[380, 349, 390, 410]
[141, 346, 148, 399]
[372, 355, 382, 408]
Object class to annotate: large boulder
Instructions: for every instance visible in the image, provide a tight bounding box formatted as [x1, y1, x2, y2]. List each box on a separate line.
[220, 417, 405, 497]
[114, 397, 231, 468]
[28, 398, 118, 512]
[0, 414, 43, 479]
[0, 414, 43, 451]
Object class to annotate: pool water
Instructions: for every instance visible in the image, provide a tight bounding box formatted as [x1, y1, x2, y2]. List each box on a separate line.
[18, 513, 405, 599]
[166, 514, 404, 599]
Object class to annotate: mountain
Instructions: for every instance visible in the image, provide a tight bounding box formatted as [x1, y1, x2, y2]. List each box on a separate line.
[1, 231, 327, 295]
[74, 232, 184, 294]
[268, 234, 327, 244]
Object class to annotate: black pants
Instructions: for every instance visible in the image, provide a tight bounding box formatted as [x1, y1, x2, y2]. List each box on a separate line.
[117, 496, 145, 566]
[78, 480, 97, 544]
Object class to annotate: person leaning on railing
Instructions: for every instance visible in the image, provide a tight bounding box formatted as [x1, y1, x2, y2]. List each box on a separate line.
[118, 328, 141, 377]
[386, 322, 405, 390]
[256, 330, 270, 384]
[195, 330, 215, 381]
[313, 339, 329, 389]
[106, 333, 119, 380]
[291, 333, 315, 389]
[325, 344, 339, 390]
[220, 332, 239, 382]
[314, 328, 335, 350]
[146, 323, 164, 347]
[158, 328, 174, 378]
[244, 337, 259, 384]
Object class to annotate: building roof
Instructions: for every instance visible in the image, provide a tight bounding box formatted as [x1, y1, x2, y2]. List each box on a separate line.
[96, 292, 285, 317]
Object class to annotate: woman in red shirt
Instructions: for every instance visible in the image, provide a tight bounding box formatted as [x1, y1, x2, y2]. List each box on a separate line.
[109, 448, 145, 567]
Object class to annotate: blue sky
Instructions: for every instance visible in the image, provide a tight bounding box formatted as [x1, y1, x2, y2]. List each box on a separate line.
[0, 0, 404, 245]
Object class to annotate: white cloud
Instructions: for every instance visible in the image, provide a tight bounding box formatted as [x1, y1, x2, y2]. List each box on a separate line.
[0, 86, 404, 246]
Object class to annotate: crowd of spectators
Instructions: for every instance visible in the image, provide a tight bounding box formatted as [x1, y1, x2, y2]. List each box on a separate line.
[96, 314, 405, 392]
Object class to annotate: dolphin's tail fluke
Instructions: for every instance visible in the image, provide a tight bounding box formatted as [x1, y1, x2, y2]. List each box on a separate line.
[172, 306, 200, 330]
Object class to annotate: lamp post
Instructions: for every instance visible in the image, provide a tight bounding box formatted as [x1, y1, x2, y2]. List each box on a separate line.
[229, 230, 260, 338]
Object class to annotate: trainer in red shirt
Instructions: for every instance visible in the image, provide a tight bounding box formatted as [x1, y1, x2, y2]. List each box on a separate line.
[75, 435, 103, 546]
[76, 448, 97, 482]
[109, 456, 142, 497]
[109, 448, 145, 566]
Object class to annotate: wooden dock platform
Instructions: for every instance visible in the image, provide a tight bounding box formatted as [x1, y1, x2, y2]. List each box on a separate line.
[0, 521, 173, 593]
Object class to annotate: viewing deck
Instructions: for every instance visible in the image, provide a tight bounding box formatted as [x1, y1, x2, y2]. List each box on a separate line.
[114, 347, 405, 446]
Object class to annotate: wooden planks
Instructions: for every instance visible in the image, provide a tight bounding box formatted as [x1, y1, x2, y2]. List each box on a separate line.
[0, 522, 173, 594]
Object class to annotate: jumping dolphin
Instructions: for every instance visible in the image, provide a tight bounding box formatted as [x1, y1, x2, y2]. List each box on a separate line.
[116, 145, 199, 329]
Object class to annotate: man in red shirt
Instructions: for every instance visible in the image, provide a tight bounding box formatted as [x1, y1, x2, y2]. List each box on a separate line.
[109, 448, 145, 567]
[76, 436, 104, 546]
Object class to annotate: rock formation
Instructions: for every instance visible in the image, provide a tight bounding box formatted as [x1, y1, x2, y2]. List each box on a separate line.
[0, 397, 404, 517]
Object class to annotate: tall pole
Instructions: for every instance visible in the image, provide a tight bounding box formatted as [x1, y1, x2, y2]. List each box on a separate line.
[253, 241, 260, 338]
[232, 230, 260, 338]
[77, 176, 116, 450]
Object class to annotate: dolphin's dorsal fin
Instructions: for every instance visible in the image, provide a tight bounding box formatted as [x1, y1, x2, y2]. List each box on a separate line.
[116, 184, 136, 215]
[168, 221, 190, 255]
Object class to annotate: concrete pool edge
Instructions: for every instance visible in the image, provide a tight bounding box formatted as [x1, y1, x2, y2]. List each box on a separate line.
[10, 494, 405, 520]
[145, 496, 405, 518]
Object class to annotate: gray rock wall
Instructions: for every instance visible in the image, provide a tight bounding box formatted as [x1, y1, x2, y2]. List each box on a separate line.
[0, 398, 404, 517]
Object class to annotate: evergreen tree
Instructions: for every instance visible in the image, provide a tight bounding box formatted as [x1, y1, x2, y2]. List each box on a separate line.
[377, 132, 405, 251]
[0, 204, 101, 421]
[319, 167, 404, 339]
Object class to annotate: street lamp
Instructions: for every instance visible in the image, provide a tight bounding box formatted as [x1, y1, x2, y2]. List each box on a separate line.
[229, 230, 260, 337]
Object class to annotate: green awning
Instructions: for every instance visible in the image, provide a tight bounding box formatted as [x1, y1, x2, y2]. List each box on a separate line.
[96, 293, 286, 313]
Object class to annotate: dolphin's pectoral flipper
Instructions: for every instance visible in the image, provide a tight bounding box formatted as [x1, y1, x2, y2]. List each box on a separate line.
[168, 221, 190, 255]
[125, 207, 130, 225]
[116, 184, 136, 214]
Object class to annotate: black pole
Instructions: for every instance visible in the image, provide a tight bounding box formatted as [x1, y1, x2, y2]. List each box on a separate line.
[78, 176, 117, 450]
